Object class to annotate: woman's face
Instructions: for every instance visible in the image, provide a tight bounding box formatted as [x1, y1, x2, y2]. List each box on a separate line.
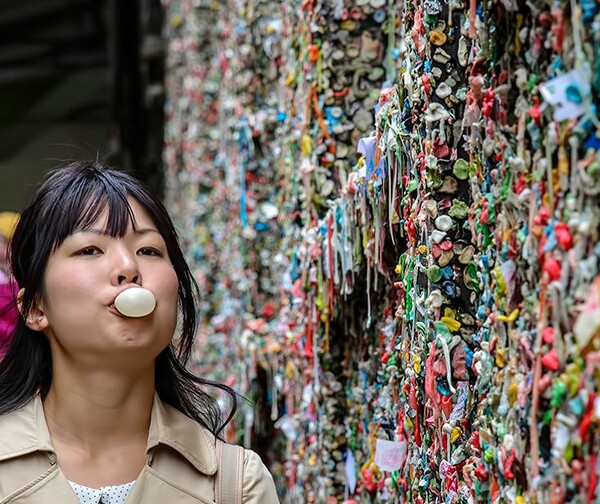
[35, 197, 179, 366]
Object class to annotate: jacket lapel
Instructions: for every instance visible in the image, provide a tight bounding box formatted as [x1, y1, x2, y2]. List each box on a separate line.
[126, 467, 215, 504]
[1, 465, 80, 504]
[146, 393, 218, 477]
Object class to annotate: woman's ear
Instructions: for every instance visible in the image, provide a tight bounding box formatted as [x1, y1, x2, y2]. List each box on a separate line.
[17, 288, 49, 332]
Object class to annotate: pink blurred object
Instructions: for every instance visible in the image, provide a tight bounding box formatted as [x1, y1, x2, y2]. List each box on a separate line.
[0, 279, 18, 358]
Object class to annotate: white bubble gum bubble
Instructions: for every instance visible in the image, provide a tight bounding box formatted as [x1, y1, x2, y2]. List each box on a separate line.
[114, 287, 156, 318]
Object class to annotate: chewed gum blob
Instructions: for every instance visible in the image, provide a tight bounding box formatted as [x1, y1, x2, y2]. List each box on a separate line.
[114, 287, 156, 317]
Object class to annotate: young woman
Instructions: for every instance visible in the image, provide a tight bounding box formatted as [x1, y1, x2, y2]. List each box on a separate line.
[0, 163, 279, 503]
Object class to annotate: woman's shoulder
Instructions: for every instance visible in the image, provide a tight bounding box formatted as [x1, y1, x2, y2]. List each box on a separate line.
[154, 397, 279, 501]
[240, 447, 279, 503]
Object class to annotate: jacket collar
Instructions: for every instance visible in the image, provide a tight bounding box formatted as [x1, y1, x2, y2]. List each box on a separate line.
[0, 393, 218, 476]
[147, 393, 218, 475]
[0, 396, 54, 461]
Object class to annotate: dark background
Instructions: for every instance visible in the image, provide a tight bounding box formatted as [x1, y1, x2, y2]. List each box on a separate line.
[0, 0, 165, 211]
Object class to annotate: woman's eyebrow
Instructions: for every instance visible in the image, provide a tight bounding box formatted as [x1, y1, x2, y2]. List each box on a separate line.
[133, 228, 161, 236]
[73, 228, 161, 236]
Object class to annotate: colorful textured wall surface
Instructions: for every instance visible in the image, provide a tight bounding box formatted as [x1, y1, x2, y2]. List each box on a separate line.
[163, 0, 600, 502]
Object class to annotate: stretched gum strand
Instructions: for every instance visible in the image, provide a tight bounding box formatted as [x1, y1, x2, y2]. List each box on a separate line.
[437, 333, 456, 395]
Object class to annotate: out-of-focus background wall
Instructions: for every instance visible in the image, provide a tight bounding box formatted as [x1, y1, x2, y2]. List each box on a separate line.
[0, 0, 165, 210]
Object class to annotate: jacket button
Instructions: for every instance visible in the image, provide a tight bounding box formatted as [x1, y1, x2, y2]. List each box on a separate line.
[48, 453, 57, 465]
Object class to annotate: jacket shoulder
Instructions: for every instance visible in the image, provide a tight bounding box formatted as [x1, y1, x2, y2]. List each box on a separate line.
[241, 449, 279, 503]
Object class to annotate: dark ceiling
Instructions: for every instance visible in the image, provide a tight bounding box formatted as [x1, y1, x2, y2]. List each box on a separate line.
[0, 0, 107, 79]
[0, 0, 165, 210]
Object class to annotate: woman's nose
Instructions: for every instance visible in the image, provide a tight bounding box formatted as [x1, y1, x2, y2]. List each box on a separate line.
[117, 273, 139, 285]
[111, 249, 141, 286]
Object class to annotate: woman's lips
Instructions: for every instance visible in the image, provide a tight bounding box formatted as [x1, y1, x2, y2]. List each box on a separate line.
[108, 303, 124, 317]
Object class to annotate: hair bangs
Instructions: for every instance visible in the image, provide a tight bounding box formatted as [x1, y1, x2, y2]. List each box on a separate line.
[73, 191, 137, 239]
[50, 172, 138, 250]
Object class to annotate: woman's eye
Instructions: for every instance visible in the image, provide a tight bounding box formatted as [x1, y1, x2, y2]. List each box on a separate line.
[77, 246, 101, 256]
[139, 247, 163, 257]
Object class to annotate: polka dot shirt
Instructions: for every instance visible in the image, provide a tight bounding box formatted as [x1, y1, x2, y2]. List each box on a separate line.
[68, 480, 135, 504]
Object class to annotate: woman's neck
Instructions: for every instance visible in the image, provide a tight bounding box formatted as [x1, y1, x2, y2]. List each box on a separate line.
[43, 367, 154, 454]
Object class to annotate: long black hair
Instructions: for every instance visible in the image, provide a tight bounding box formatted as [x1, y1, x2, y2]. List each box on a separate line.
[0, 161, 237, 436]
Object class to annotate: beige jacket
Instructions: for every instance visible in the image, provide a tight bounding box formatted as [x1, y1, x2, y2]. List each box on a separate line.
[0, 394, 279, 504]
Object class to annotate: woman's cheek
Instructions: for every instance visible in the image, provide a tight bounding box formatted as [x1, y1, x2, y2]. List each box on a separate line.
[157, 268, 179, 313]
[163, 266, 179, 297]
